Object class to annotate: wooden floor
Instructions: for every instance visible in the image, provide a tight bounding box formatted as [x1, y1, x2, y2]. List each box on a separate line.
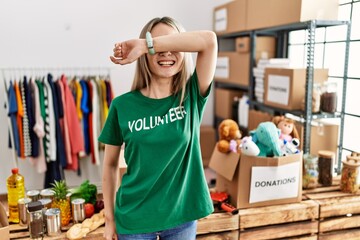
[2, 178, 360, 239]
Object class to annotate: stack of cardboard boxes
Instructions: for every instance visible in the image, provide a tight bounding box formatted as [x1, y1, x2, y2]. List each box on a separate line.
[210, 0, 340, 209]
[213, 0, 339, 34]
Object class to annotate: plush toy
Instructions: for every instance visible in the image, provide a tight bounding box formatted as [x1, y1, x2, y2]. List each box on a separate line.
[250, 122, 282, 157]
[217, 119, 242, 153]
[240, 136, 260, 156]
[279, 138, 300, 156]
[272, 116, 299, 142]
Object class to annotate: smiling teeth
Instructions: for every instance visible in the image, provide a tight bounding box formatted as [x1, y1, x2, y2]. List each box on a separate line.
[159, 61, 174, 65]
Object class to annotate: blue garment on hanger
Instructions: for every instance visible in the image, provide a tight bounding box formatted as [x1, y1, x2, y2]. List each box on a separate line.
[80, 79, 90, 154]
[47, 74, 67, 168]
[7, 81, 20, 153]
[25, 78, 39, 157]
[44, 74, 64, 188]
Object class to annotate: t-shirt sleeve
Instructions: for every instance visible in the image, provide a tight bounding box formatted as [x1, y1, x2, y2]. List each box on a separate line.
[98, 101, 123, 146]
[190, 69, 213, 117]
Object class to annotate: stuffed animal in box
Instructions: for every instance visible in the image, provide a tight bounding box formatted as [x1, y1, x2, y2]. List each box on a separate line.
[279, 138, 300, 156]
[217, 119, 242, 153]
[240, 136, 260, 156]
[250, 122, 282, 157]
[272, 116, 299, 142]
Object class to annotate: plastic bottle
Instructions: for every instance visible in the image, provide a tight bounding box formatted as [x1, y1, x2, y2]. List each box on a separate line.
[7, 168, 25, 223]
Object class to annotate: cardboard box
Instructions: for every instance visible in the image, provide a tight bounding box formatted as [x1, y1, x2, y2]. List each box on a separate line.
[295, 119, 339, 159]
[209, 146, 303, 209]
[248, 109, 273, 132]
[200, 126, 217, 167]
[0, 202, 9, 240]
[215, 88, 244, 119]
[246, 0, 339, 30]
[264, 68, 329, 110]
[213, 0, 247, 35]
[215, 52, 250, 86]
[235, 36, 276, 62]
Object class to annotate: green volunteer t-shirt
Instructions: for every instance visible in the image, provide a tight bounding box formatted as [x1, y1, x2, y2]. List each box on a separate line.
[98, 70, 214, 234]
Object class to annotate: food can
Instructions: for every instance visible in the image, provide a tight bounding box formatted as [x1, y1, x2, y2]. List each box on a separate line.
[18, 197, 32, 226]
[27, 190, 40, 202]
[45, 208, 61, 236]
[40, 189, 55, 200]
[71, 198, 86, 223]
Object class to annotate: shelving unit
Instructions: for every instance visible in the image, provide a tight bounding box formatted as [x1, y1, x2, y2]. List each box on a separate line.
[215, 20, 351, 173]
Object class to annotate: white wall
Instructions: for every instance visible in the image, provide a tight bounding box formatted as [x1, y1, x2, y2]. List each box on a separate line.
[0, 0, 230, 193]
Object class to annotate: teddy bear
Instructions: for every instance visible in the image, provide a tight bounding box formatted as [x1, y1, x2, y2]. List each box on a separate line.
[217, 119, 242, 154]
[272, 116, 299, 142]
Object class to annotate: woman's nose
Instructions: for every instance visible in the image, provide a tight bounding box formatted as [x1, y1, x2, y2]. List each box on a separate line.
[159, 51, 172, 56]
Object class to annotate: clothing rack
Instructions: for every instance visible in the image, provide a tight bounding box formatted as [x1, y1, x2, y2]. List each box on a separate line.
[1, 67, 112, 81]
[1, 67, 112, 172]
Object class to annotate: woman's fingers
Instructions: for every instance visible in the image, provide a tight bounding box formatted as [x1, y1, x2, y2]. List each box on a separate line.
[110, 56, 123, 64]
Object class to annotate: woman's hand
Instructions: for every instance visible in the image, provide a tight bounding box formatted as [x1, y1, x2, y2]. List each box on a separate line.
[110, 39, 146, 65]
[103, 219, 118, 240]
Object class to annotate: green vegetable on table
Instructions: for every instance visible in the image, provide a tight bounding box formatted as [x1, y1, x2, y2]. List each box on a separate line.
[69, 180, 98, 205]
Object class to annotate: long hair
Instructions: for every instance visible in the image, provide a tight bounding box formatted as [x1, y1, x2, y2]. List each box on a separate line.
[131, 16, 194, 105]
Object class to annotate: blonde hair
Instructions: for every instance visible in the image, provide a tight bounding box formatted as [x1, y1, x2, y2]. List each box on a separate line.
[131, 16, 194, 104]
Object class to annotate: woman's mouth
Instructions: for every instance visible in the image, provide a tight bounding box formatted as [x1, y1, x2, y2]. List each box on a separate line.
[158, 60, 175, 66]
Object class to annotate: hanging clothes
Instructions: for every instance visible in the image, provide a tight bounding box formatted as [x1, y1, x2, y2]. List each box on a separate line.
[60, 74, 84, 171]
[87, 80, 95, 164]
[29, 79, 46, 174]
[56, 80, 72, 167]
[80, 79, 90, 155]
[14, 81, 25, 158]
[21, 78, 32, 157]
[7, 81, 20, 153]
[5, 70, 114, 186]
[25, 78, 39, 158]
[43, 77, 57, 161]
[47, 74, 67, 168]
[90, 78, 100, 165]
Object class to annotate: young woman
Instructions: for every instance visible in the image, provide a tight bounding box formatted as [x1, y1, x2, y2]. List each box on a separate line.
[99, 16, 217, 240]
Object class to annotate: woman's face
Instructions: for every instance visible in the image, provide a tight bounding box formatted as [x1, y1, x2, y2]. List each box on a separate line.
[146, 23, 184, 80]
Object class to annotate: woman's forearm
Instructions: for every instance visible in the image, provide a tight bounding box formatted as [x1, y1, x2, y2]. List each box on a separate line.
[102, 145, 121, 221]
[102, 163, 118, 221]
[153, 30, 217, 54]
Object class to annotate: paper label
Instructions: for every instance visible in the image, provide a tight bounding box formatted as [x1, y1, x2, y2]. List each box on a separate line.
[214, 8, 227, 32]
[249, 162, 300, 203]
[266, 74, 290, 105]
[215, 57, 229, 79]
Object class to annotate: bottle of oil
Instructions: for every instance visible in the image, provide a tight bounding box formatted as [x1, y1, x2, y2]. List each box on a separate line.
[7, 168, 25, 223]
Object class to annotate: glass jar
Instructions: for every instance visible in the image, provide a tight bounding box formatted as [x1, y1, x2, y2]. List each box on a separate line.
[312, 83, 321, 113]
[27, 201, 44, 239]
[320, 81, 337, 113]
[318, 150, 335, 186]
[303, 154, 319, 189]
[340, 155, 360, 193]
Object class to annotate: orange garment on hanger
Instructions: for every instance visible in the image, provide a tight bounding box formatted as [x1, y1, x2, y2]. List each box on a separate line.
[14, 81, 25, 158]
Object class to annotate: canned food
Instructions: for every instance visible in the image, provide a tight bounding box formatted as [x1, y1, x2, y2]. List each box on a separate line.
[40, 189, 55, 200]
[71, 198, 85, 223]
[45, 208, 61, 236]
[18, 197, 32, 226]
[27, 190, 40, 202]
